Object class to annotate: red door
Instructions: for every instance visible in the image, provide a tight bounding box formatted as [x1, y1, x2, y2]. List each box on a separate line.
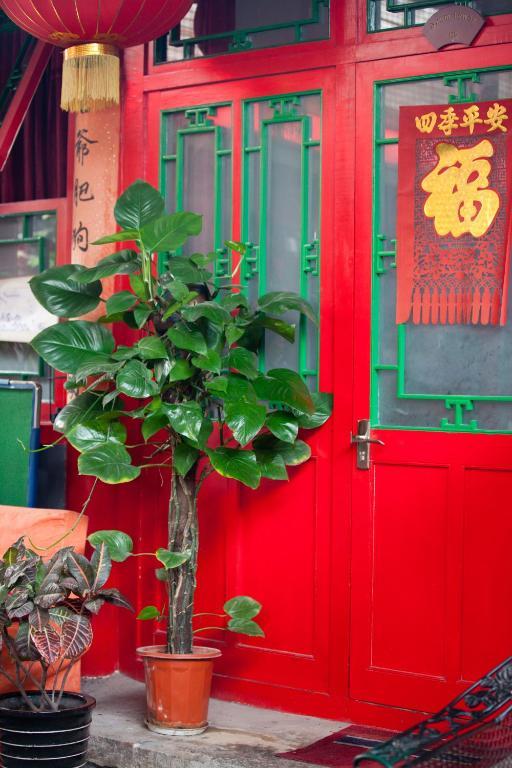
[350, 47, 512, 726]
[140, 68, 350, 719]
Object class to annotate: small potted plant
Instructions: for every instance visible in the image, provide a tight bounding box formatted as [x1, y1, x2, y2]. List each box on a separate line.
[29, 180, 332, 735]
[0, 536, 132, 766]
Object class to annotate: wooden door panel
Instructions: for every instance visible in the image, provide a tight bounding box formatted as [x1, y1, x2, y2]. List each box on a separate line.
[461, 468, 512, 681]
[146, 69, 343, 718]
[351, 49, 512, 720]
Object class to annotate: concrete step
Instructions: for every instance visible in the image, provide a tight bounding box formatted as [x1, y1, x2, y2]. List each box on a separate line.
[84, 673, 346, 768]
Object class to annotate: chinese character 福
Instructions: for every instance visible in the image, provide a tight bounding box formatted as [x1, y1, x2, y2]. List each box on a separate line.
[421, 139, 500, 238]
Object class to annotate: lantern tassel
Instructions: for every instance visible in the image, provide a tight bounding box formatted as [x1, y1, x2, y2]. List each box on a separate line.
[61, 44, 120, 113]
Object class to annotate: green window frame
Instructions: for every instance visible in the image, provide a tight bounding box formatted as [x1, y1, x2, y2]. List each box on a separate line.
[371, 66, 512, 434]
[0, 209, 57, 407]
[367, 1, 511, 33]
[160, 103, 233, 284]
[154, 0, 330, 64]
[241, 91, 322, 390]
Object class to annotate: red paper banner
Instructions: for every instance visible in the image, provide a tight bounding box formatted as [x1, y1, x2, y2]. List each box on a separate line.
[396, 99, 512, 325]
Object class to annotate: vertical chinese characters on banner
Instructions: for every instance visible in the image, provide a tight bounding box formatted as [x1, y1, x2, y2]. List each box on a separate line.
[396, 100, 512, 325]
[71, 109, 120, 316]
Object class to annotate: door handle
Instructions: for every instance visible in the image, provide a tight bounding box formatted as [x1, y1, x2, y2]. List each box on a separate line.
[350, 434, 385, 446]
[350, 419, 384, 469]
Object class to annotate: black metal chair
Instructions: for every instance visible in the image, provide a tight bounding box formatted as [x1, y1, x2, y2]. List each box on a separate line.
[354, 657, 512, 768]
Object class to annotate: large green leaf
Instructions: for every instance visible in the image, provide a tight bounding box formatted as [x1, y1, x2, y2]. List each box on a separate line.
[254, 449, 288, 480]
[266, 412, 299, 443]
[182, 301, 231, 327]
[156, 548, 191, 570]
[133, 306, 152, 328]
[224, 595, 261, 619]
[227, 347, 259, 380]
[167, 323, 207, 355]
[278, 439, 312, 465]
[87, 530, 134, 562]
[258, 291, 317, 324]
[141, 411, 168, 441]
[222, 293, 249, 311]
[253, 369, 314, 414]
[163, 402, 205, 443]
[30, 265, 102, 317]
[227, 617, 265, 637]
[168, 359, 194, 382]
[254, 435, 311, 466]
[93, 229, 140, 245]
[225, 374, 258, 402]
[225, 324, 245, 346]
[206, 376, 228, 396]
[295, 392, 333, 429]
[106, 290, 137, 315]
[207, 447, 261, 489]
[75, 357, 122, 379]
[67, 420, 126, 452]
[174, 443, 199, 476]
[259, 316, 295, 344]
[53, 392, 103, 434]
[78, 443, 141, 484]
[74, 250, 139, 284]
[225, 401, 266, 447]
[137, 336, 167, 360]
[114, 180, 165, 230]
[191, 349, 221, 374]
[116, 360, 159, 398]
[140, 212, 202, 252]
[32, 321, 115, 374]
[166, 279, 190, 302]
[137, 605, 161, 621]
[162, 257, 204, 284]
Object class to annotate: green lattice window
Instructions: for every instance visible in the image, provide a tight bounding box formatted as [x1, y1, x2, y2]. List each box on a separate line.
[154, 0, 329, 63]
[0, 210, 57, 400]
[160, 92, 322, 390]
[241, 92, 322, 390]
[160, 103, 233, 283]
[368, 0, 511, 32]
[372, 67, 512, 434]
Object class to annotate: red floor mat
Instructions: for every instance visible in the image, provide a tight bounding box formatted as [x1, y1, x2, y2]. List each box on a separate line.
[278, 725, 396, 767]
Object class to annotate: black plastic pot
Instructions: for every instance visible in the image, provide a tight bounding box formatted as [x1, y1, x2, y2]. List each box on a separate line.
[0, 692, 95, 767]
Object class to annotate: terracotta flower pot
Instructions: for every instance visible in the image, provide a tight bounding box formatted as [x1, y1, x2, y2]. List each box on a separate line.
[137, 645, 221, 735]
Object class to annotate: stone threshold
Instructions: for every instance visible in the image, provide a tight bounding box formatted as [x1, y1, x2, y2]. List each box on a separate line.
[84, 673, 346, 768]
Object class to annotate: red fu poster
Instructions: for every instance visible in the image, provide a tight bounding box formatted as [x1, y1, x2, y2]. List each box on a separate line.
[396, 99, 512, 325]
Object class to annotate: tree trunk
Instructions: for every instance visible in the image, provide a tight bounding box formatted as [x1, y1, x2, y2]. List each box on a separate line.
[167, 466, 198, 654]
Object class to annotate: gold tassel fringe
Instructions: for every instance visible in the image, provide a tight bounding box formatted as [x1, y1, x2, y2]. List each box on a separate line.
[61, 44, 120, 113]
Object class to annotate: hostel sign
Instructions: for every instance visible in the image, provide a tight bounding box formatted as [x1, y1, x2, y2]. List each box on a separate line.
[396, 100, 512, 326]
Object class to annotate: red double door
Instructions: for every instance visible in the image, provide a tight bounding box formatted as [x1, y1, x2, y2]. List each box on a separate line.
[140, 44, 512, 726]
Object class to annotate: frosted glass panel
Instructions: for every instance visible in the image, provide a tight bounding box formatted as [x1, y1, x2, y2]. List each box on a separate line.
[243, 93, 322, 388]
[162, 104, 233, 275]
[373, 69, 512, 432]
[182, 132, 215, 255]
[265, 122, 302, 372]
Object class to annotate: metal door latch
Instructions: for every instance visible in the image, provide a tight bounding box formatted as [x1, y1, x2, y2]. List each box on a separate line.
[350, 419, 384, 470]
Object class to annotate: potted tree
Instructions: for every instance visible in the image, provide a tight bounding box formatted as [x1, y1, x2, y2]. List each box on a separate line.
[0, 535, 131, 766]
[29, 180, 332, 734]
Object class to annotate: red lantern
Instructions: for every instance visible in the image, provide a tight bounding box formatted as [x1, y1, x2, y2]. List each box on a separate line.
[0, 0, 193, 112]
